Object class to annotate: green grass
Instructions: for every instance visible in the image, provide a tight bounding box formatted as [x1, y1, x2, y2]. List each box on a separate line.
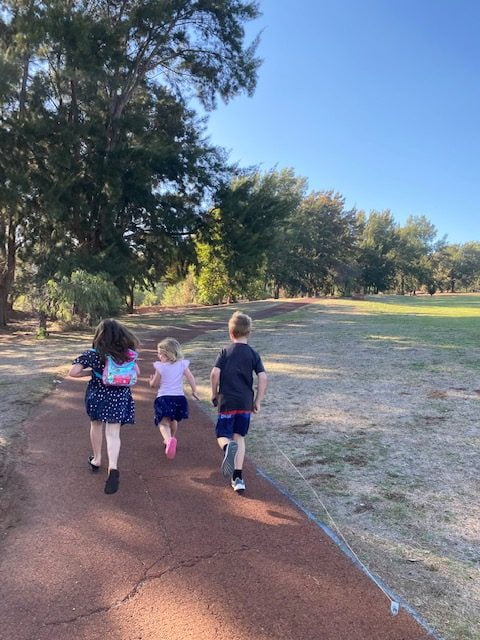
[355, 294, 480, 316]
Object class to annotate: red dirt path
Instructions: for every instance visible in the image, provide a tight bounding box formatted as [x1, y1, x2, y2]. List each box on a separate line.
[0, 304, 433, 639]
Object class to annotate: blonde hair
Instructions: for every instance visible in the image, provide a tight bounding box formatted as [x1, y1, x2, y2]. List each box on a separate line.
[228, 311, 252, 338]
[157, 337, 183, 362]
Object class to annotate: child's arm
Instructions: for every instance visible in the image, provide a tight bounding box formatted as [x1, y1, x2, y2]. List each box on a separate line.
[184, 367, 199, 400]
[210, 366, 220, 406]
[149, 370, 161, 387]
[69, 364, 91, 378]
[253, 371, 268, 413]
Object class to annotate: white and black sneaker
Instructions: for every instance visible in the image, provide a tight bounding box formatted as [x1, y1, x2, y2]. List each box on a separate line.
[221, 441, 238, 477]
[231, 477, 246, 493]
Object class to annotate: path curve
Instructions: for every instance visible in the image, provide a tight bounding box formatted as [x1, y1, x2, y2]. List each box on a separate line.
[0, 302, 433, 639]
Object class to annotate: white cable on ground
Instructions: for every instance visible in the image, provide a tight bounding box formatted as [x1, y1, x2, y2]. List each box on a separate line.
[272, 441, 400, 616]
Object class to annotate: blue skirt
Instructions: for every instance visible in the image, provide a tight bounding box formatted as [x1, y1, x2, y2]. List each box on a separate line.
[154, 395, 188, 424]
[85, 379, 135, 425]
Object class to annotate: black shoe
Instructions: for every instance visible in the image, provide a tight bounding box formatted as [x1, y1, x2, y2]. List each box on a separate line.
[88, 456, 100, 473]
[104, 469, 120, 494]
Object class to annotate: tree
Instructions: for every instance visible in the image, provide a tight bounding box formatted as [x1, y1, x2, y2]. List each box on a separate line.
[198, 169, 306, 302]
[264, 190, 356, 295]
[195, 241, 230, 304]
[262, 170, 307, 298]
[458, 242, 480, 291]
[357, 210, 398, 294]
[394, 216, 437, 294]
[0, 0, 42, 324]
[431, 244, 463, 293]
[275, 191, 358, 296]
[0, 0, 261, 324]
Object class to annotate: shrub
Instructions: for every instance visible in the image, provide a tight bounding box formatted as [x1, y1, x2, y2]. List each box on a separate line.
[195, 243, 230, 305]
[133, 283, 165, 307]
[162, 268, 197, 306]
[45, 270, 123, 325]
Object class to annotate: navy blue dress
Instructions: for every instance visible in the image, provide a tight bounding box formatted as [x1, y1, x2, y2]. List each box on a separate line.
[73, 350, 135, 425]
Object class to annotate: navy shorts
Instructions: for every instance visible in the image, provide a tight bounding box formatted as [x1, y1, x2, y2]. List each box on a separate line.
[154, 395, 188, 425]
[215, 411, 251, 438]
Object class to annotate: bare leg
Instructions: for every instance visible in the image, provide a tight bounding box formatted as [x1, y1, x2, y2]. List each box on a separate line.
[217, 436, 230, 450]
[161, 419, 177, 459]
[90, 421, 103, 466]
[217, 436, 238, 478]
[159, 420, 172, 444]
[105, 422, 121, 471]
[233, 433, 245, 469]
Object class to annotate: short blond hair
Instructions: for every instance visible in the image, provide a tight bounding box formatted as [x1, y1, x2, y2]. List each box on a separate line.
[157, 337, 183, 362]
[228, 311, 252, 338]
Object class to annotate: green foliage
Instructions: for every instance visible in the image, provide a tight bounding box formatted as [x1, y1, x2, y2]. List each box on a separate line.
[195, 242, 230, 305]
[44, 270, 122, 325]
[394, 215, 437, 294]
[242, 274, 269, 300]
[0, 0, 261, 324]
[162, 268, 197, 306]
[357, 210, 398, 293]
[431, 242, 480, 293]
[270, 190, 358, 296]
[198, 168, 306, 302]
[133, 283, 165, 307]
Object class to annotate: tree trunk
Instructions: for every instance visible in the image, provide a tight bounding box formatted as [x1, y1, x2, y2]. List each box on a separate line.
[38, 311, 47, 330]
[0, 284, 8, 326]
[127, 283, 135, 313]
[37, 310, 48, 337]
[0, 55, 30, 326]
[0, 216, 17, 326]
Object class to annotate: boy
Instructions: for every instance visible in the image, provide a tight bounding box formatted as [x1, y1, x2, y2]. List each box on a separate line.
[210, 311, 267, 493]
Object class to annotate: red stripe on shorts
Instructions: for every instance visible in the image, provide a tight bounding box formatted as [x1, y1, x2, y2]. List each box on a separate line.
[218, 409, 251, 416]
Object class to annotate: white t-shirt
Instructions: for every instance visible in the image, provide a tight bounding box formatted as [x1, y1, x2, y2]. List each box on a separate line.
[153, 359, 189, 397]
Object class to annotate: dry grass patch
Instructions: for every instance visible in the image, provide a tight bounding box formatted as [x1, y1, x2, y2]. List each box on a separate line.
[0, 329, 92, 441]
[187, 295, 480, 640]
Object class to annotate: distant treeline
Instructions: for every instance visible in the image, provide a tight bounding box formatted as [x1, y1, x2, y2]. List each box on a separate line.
[0, 2, 476, 329]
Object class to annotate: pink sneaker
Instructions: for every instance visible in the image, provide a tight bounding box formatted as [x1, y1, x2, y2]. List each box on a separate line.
[165, 437, 177, 459]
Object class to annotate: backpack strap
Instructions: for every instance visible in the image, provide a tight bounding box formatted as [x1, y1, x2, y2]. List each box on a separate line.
[88, 348, 103, 379]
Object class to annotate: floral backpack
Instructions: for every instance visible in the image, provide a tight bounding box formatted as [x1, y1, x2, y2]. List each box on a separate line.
[92, 349, 138, 387]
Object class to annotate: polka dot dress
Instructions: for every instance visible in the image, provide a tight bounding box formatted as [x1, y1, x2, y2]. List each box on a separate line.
[73, 350, 135, 425]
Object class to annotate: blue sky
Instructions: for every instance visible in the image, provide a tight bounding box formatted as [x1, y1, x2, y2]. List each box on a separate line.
[203, 0, 480, 244]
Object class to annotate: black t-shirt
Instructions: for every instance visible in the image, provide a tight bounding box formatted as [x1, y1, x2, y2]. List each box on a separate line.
[214, 342, 265, 412]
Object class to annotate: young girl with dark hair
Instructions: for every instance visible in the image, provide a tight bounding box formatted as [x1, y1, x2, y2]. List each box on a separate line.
[69, 318, 140, 494]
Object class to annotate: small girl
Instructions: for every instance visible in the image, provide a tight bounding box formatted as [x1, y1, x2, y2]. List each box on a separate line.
[69, 318, 140, 495]
[149, 337, 199, 459]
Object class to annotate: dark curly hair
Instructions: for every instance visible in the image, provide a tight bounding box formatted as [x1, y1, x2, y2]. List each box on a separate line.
[92, 319, 139, 364]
